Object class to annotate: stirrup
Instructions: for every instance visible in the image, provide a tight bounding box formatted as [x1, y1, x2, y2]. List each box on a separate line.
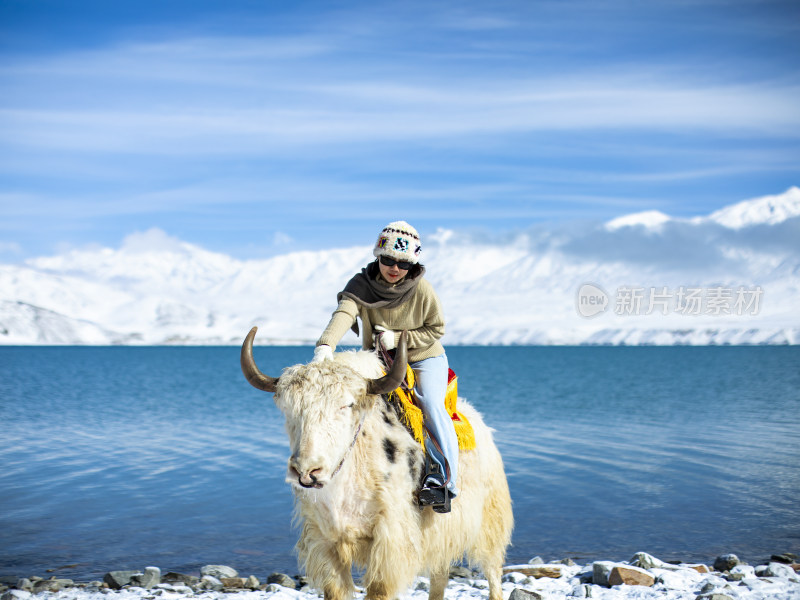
[418, 483, 451, 513]
[417, 453, 451, 513]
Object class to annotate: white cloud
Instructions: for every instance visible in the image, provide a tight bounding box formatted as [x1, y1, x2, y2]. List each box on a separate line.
[272, 231, 294, 247]
[121, 228, 186, 254]
[0, 241, 22, 255]
[5, 77, 799, 153]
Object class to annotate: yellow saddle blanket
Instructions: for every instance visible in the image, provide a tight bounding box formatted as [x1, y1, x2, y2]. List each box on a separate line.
[388, 365, 476, 452]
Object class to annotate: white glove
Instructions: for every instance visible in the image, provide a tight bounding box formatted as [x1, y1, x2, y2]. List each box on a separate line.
[373, 325, 397, 351]
[313, 344, 333, 362]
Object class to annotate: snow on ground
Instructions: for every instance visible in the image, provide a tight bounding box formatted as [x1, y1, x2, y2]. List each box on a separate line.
[4, 554, 800, 600]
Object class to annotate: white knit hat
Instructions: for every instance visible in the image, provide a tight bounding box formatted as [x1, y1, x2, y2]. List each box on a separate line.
[373, 221, 422, 264]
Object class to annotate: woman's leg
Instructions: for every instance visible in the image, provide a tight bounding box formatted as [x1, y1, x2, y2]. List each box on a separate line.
[411, 353, 459, 494]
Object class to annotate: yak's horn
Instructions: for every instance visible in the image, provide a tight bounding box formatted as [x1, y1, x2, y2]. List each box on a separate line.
[241, 327, 279, 392]
[366, 330, 409, 396]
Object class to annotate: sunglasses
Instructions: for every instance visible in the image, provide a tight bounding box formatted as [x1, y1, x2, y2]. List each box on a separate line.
[379, 255, 413, 270]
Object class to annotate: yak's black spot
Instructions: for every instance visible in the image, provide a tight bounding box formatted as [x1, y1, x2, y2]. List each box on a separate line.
[382, 396, 413, 438]
[382, 411, 395, 427]
[383, 438, 397, 464]
[408, 448, 422, 485]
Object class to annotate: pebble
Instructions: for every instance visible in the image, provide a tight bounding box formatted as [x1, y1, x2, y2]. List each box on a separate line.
[448, 566, 473, 579]
[266, 573, 295, 589]
[2, 552, 800, 599]
[131, 567, 160, 590]
[509, 588, 544, 600]
[161, 572, 198, 586]
[713, 554, 740, 572]
[199, 575, 223, 591]
[591, 561, 617, 586]
[104, 571, 141, 590]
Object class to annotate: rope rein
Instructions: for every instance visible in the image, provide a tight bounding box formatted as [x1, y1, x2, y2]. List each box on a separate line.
[330, 412, 366, 480]
[328, 335, 401, 482]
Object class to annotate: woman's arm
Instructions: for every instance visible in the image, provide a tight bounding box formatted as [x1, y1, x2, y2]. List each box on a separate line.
[317, 297, 359, 350]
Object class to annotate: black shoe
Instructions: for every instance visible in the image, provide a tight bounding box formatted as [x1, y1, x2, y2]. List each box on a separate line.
[418, 483, 451, 513]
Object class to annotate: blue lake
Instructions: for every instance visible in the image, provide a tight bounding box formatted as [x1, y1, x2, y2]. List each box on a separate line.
[1, 345, 798, 580]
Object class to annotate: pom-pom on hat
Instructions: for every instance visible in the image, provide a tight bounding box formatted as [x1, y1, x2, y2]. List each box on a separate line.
[373, 221, 422, 264]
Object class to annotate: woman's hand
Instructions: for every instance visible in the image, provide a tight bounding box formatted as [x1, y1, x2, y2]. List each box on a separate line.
[373, 325, 397, 351]
[313, 344, 333, 362]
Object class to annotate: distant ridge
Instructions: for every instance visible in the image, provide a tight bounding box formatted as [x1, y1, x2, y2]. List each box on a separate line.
[604, 186, 800, 231]
[707, 186, 800, 229]
[1, 188, 798, 345]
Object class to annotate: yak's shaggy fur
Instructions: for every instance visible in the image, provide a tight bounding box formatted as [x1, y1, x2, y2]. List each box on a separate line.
[273, 350, 513, 600]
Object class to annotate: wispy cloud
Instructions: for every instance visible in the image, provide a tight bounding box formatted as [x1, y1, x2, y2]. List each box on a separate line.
[0, 0, 798, 260]
[4, 42, 799, 156]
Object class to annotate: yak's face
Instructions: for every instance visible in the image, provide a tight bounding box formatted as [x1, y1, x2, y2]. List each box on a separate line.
[240, 327, 409, 489]
[274, 361, 370, 490]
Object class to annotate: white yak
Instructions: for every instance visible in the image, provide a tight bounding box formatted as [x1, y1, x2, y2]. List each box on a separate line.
[241, 327, 513, 600]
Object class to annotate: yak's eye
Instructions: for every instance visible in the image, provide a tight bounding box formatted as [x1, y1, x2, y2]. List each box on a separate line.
[339, 403, 355, 410]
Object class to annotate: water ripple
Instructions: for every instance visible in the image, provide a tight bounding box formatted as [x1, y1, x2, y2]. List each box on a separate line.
[1, 345, 798, 577]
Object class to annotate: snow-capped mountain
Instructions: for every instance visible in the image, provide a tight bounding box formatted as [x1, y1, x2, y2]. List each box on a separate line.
[707, 186, 800, 229]
[1, 188, 798, 345]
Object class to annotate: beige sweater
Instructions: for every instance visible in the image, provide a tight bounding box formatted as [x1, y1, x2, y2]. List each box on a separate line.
[317, 278, 445, 363]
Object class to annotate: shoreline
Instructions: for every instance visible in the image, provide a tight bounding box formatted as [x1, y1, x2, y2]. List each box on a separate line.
[2, 552, 799, 600]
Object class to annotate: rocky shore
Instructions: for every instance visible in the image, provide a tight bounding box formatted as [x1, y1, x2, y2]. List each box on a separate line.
[1, 552, 798, 600]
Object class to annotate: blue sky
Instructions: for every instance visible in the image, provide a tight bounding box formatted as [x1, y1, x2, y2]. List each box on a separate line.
[1, 0, 799, 261]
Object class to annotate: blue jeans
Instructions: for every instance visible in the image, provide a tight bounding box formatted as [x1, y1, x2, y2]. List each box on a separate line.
[411, 353, 459, 494]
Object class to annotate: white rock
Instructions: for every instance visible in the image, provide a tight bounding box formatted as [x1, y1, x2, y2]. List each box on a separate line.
[700, 574, 728, 588]
[471, 579, 488, 590]
[652, 568, 702, 590]
[764, 562, 796, 579]
[569, 583, 591, 597]
[200, 565, 238, 579]
[629, 551, 668, 570]
[131, 566, 161, 590]
[200, 575, 223, 591]
[729, 564, 756, 578]
[1, 591, 32, 600]
[742, 577, 780, 592]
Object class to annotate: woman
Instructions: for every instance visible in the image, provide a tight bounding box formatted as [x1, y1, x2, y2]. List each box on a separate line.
[313, 221, 458, 512]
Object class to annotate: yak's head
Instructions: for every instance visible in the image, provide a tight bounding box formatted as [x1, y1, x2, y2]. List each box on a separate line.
[241, 327, 407, 490]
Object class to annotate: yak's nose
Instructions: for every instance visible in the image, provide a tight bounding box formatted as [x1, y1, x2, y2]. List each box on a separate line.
[288, 456, 324, 489]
